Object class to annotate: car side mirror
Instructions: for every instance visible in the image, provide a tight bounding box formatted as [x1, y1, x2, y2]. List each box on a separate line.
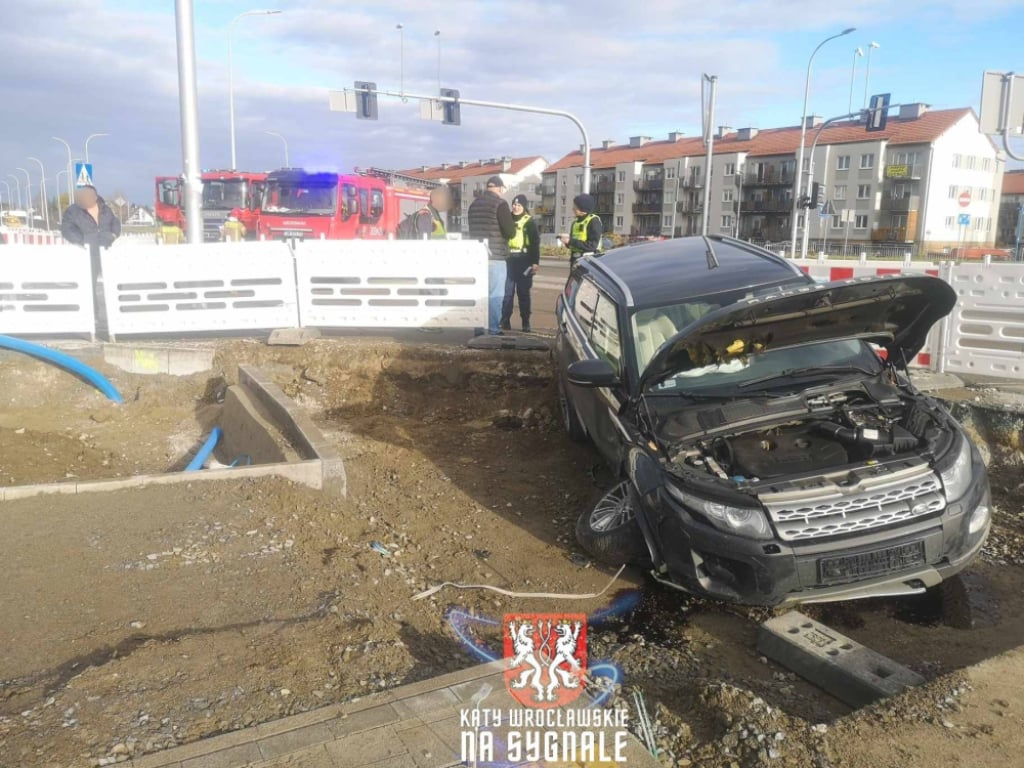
[567, 358, 619, 388]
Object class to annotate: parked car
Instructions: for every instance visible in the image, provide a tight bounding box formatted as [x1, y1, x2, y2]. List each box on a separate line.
[554, 235, 991, 606]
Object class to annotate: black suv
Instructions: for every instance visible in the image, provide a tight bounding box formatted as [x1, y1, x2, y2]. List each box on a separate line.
[554, 235, 990, 606]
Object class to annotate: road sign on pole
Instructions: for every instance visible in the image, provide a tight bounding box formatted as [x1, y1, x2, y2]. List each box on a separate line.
[958, 190, 972, 208]
[866, 93, 890, 132]
[958, 213, 971, 227]
[74, 162, 94, 188]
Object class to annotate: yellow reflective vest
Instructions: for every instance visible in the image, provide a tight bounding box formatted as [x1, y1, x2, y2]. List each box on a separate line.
[570, 214, 597, 253]
[508, 213, 532, 253]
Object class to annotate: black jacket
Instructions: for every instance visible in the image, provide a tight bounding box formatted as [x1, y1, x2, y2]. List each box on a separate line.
[509, 213, 541, 266]
[467, 190, 515, 260]
[61, 199, 121, 249]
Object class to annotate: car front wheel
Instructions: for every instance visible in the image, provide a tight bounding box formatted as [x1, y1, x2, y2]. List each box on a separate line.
[575, 481, 651, 566]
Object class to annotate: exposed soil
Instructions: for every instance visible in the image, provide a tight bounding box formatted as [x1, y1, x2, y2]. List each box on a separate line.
[0, 338, 1022, 768]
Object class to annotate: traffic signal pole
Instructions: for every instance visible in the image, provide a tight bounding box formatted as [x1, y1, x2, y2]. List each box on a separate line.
[336, 85, 592, 193]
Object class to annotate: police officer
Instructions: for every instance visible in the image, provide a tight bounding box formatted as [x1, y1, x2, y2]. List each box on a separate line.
[501, 194, 541, 333]
[559, 193, 603, 268]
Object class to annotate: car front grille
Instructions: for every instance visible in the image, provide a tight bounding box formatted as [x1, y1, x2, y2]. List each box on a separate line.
[759, 462, 944, 542]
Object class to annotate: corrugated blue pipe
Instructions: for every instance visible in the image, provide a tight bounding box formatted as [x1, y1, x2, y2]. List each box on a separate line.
[185, 426, 222, 472]
[0, 334, 124, 404]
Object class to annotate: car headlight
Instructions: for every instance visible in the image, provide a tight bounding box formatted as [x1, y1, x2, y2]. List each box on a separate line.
[666, 484, 772, 540]
[968, 504, 991, 535]
[939, 437, 973, 502]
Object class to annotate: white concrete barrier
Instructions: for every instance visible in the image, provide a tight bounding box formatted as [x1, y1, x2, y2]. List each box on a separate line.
[1, 229, 64, 245]
[293, 240, 489, 328]
[942, 263, 1024, 378]
[100, 241, 298, 339]
[0, 245, 95, 337]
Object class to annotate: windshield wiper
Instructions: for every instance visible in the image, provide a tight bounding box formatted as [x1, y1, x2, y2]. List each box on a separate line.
[737, 364, 879, 390]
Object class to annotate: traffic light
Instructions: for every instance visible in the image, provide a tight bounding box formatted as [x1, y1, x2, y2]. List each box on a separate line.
[809, 182, 821, 209]
[440, 88, 460, 126]
[354, 81, 378, 120]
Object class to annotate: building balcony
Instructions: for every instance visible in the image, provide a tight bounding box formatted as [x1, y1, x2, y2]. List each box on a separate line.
[592, 179, 615, 193]
[884, 164, 923, 180]
[871, 227, 912, 242]
[743, 199, 792, 213]
[744, 170, 794, 186]
[633, 202, 663, 214]
[676, 200, 704, 214]
[678, 177, 704, 189]
[634, 177, 664, 192]
[880, 194, 921, 212]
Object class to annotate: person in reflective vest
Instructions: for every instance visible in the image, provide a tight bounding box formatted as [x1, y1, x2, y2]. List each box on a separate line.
[415, 187, 452, 239]
[221, 215, 246, 242]
[501, 194, 541, 333]
[559, 193, 603, 268]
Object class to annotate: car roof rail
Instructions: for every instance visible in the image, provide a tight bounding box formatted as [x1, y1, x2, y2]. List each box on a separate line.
[586, 256, 636, 308]
[706, 234, 804, 275]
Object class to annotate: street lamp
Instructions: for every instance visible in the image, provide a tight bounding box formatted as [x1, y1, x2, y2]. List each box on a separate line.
[0, 180, 10, 212]
[264, 130, 289, 167]
[55, 170, 68, 223]
[862, 42, 880, 110]
[16, 168, 33, 227]
[434, 30, 441, 95]
[849, 48, 864, 114]
[85, 132, 109, 163]
[27, 157, 49, 231]
[790, 27, 855, 260]
[7, 174, 21, 211]
[396, 23, 405, 97]
[52, 136, 74, 206]
[229, 9, 282, 170]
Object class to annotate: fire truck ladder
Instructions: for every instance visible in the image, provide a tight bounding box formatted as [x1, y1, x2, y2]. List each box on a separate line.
[356, 167, 445, 191]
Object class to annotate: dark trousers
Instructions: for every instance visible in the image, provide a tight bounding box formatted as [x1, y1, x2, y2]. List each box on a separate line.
[501, 256, 533, 325]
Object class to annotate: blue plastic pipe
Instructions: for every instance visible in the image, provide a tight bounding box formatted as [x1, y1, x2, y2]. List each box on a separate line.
[185, 426, 222, 472]
[0, 334, 124, 404]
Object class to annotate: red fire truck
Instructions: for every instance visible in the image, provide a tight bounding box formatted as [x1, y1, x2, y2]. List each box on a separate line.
[256, 169, 436, 241]
[155, 171, 267, 241]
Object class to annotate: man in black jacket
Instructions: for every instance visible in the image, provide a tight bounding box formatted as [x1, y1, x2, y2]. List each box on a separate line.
[61, 185, 121, 274]
[467, 176, 516, 335]
[501, 194, 541, 332]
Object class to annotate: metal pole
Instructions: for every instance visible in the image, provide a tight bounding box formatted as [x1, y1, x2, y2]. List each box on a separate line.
[27, 157, 49, 231]
[862, 42, 880, 110]
[791, 28, 855, 259]
[54, 171, 67, 223]
[52, 136, 74, 207]
[175, 0, 204, 244]
[396, 24, 405, 98]
[343, 85, 592, 192]
[734, 166, 743, 238]
[849, 48, 863, 114]
[264, 131, 289, 167]
[85, 132, 109, 163]
[229, 10, 282, 170]
[0, 180, 9, 212]
[434, 30, 441, 96]
[7, 174, 21, 211]
[701, 74, 717, 236]
[1016, 203, 1024, 262]
[17, 168, 32, 227]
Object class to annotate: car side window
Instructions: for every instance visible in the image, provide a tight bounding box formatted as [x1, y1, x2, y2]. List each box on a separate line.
[591, 294, 623, 374]
[575, 279, 599, 338]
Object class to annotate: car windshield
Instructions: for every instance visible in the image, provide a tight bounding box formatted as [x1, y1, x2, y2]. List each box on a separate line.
[262, 182, 338, 215]
[202, 180, 246, 210]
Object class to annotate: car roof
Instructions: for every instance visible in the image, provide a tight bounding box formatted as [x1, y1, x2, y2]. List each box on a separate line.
[589, 236, 810, 308]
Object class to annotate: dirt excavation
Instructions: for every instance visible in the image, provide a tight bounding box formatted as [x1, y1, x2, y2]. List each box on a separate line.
[0, 338, 1023, 768]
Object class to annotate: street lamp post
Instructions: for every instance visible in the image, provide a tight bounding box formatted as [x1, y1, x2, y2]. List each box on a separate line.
[790, 27, 855, 260]
[264, 131, 289, 167]
[862, 42, 880, 109]
[27, 157, 49, 231]
[434, 30, 441, 95]
[7, 174, 21, 211]
[85, 132, 109, 163]
[52, 136, 74, 206]
[0, 180, 10, 212]
[55, 170, 68, 223]
[16, 168, 33, 227]
[229, 9, 282, 171]
[849, 47, 863, 114]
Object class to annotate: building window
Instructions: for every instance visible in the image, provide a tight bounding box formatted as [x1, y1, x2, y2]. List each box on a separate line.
[617, 171, 625, 182]
[724, 162, 736, 176]
[664, 215, 673, 227]
[967, 156, 976, 170]
[983, 157, 992, 172]
[948, 185, 958, 199]
[860, 153, 874, 169]
[691, 166, 702, 180]
[833, 185, 847, 200]
[857, 184, 871, 199]
[722, 189, 734, 203]
[988, 217, 993, 232]
[855, 214, 869, 229]
[837, 155, 851, 170]
[616, 216, 623, 228]
[797, 213, 805, 228]
[665, 167, 676, 179]
[575, 174, 582, 188]
[831, 214, 843, 229]
[721, 214, 734, 229]
[616, 192, 624, 205]
[945, 215, 956, 229]
[979, 188, 987, 201]
[952, 154, 962, 168]
[664, 190, 675, 203]
[802, 157, 811, 172]
[975, 216, 985, 231]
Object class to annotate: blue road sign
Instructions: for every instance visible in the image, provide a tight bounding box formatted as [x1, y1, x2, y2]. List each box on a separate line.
[74, 162, 94, 188]
[958, 213, 971, 227]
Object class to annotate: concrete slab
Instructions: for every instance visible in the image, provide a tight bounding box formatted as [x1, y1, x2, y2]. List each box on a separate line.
[220, 385, 297, 466]
[103, 344, 214, 376]
[758, 610, 925, 708]
[466, 335, 550, 352]
[268, 328, 322, 347]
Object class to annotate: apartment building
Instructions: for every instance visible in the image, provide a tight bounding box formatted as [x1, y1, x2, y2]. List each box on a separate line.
[398, 156, 548, 233]
[998, 169, 1024, 255]
[541, 105, 1005, 253]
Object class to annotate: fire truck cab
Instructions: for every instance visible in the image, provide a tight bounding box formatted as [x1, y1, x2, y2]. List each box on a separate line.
[155, 171, 267, 241]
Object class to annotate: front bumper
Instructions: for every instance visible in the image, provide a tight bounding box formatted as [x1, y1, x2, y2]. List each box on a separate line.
[646, 475, 991, 607]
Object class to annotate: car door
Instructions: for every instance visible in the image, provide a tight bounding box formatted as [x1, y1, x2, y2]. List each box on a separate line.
[582, 289, 630, 467]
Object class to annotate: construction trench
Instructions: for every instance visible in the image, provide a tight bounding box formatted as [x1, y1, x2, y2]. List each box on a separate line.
[0, 337, 1022, 768]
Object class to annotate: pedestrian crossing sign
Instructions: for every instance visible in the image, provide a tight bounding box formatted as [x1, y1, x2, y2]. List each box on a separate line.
[74, 162, 94, 188]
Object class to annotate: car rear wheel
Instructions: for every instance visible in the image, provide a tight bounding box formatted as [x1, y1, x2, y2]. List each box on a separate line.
[558, 375, 588, 442]
[575, 481, 651, 566]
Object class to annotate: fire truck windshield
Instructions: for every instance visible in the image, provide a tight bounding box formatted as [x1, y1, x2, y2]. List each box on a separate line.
[262, 181, 338, 215]
[202, 180, 247, 210]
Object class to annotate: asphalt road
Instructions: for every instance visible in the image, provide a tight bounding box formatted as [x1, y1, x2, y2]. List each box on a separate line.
[524, 258, 569, 333]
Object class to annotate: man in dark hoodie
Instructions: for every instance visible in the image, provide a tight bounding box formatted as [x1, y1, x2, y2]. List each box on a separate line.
[61, 184, 121, 275]
[559, 193, 603, 268]
[501, 194, 541, 332]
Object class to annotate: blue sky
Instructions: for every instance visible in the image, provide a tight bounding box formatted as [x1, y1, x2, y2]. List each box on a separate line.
[2, 0, 1023, 206]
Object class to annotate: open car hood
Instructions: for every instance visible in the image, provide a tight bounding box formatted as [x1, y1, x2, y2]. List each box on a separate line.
[639, 274, 956, 391]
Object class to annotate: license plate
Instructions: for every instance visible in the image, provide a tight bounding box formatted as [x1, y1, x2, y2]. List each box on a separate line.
[818, 541, 925, 585]
[282, 230, 305, 239]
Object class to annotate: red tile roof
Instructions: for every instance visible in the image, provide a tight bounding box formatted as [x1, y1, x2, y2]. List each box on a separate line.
[1003, 169, 1024, 195]
[545, 108, 973, 172]
[397, 156, 545, 182]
